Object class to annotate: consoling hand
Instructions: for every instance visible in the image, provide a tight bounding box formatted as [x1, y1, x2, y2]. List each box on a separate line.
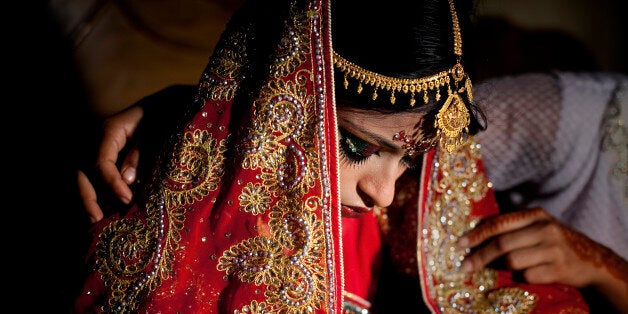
[458, 206, 628, 312]
[76, 84, 197, 224]
[77, 105, 144, 223]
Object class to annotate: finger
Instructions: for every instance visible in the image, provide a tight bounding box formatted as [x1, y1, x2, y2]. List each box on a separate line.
[96, 122, 134, 204]
[522, 242, 616, 288]
[77, 170, 104, 223]
[460, 237, 504, 272]
[100, 106, 144, 199]
[522, 262, 562, 285]
[96, 159, 133, 205]
[120, 146, 140, 185]
[458, 207, 552, 249]
[505, 242, 559, 271]
[461, 222, 546, 272]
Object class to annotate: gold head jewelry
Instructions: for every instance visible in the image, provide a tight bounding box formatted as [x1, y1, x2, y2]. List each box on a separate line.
[332, 0, 472, 153]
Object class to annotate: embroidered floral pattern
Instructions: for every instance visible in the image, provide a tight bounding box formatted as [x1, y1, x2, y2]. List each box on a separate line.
[94, 128, 228, 312]
[239, 182, 271, 215]
[94, 34, 232, 309]
[235, 300, 269, 314]
[219, 76, 327, 311]
[422, 139, 537, 313]
[164, 129, 228, 205]
[198, 26, 250, 102]
[270, 5, 311, 78]
[217, 2, 329, 312]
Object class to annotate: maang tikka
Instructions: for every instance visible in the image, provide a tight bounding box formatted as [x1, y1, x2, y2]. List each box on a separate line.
[332, 0, 472, 153]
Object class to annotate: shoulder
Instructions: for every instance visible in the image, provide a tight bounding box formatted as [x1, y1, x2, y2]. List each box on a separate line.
[474, 72, 558, 105]
[472, 72, 562, 123]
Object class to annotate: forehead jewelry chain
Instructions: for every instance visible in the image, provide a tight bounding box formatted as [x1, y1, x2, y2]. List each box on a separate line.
[332, 0, 472, 153]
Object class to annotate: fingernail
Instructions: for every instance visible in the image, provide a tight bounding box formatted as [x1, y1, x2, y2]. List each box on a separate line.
[120, 190, 132, 204]
[122, 167, 137, 184]
[121, 195, 132, 205]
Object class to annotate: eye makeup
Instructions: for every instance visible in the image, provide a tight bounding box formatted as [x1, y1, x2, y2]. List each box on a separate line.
[338, 127, 380, 165]
[338, 126, 425, 169]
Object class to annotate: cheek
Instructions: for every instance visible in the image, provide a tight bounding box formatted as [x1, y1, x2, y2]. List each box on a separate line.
[338, 162, 364, 203]
[337, 158, 409, 202]
[337, 159, 381, 202]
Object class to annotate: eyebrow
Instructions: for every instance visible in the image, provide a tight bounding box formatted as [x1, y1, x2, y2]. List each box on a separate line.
[337, 117, 401, 151]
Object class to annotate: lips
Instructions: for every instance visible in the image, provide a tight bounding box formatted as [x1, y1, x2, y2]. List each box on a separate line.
[341, 205, 373, 218]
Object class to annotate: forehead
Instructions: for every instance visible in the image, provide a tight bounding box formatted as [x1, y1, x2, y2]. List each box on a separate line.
[336, 108, 423, 131]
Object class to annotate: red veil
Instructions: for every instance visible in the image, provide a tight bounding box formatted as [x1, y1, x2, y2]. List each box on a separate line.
[75, 0, 589, 313]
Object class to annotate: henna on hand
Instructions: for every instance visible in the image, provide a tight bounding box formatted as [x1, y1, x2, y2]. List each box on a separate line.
[562, 226, 628, 291]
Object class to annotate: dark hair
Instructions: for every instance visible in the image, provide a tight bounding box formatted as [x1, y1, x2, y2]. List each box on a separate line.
[332, 0, 485, 138]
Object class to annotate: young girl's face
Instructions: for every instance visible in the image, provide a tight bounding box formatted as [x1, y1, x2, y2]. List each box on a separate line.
[337, 108, 426, 218]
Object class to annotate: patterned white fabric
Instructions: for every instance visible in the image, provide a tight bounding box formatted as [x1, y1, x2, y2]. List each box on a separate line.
[475, 72, 628, 260]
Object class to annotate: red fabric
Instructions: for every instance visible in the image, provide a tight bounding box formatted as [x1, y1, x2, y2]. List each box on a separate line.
[75, 1, 343, 312]
[341, 214, 382, 303]
[416, 146, 589, 313]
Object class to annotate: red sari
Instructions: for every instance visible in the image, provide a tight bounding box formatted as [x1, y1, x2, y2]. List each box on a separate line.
[74, 0, 589, 312]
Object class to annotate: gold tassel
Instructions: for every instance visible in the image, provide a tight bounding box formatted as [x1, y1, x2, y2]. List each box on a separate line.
[435, 91, 470, 153]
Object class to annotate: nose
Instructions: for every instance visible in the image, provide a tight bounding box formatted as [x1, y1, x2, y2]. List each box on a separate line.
[357, 164, 406, 208]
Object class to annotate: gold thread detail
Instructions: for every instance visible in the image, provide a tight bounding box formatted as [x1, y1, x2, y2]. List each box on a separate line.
[332, 51, 452, 107]
[332, 0, 472, 152]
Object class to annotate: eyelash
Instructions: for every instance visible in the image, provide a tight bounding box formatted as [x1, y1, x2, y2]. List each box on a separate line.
[338, 128, 378, 166]
[338, 128, 422, 169]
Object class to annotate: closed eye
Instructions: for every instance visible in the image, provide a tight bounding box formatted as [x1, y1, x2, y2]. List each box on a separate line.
[338, 127, 380, 166]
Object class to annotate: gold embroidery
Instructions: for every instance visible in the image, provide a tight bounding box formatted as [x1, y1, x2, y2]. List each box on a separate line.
[422, 138, 537, 313]
[220, 24, 327, 311]
[94, 3, 329, 312]
[96, 217, 156, 311]
[95, 131, 227, 312]
[235, 300, 269, 313]
[239, 182, 272, 215]
[218, 208, 327, 312]
[241, 79, 318, 194]
[486, 288, 537, 313]
[271, 5, 311, 78]
[165, 129, 227, 205]
[223, 82, 326, 310]
[198, 27, 249, 101]
[269, 196, 326, 250]
[217, 236, 284, 285]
